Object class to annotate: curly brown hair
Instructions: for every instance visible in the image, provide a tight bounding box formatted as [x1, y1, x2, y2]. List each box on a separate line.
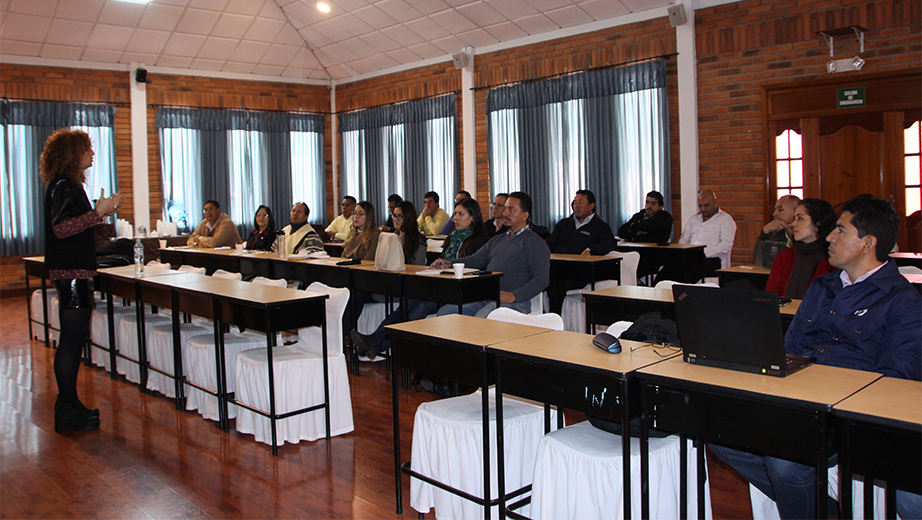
[39, 129, 92, 185]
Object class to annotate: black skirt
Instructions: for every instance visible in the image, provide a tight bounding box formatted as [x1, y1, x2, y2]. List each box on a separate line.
[53, 278, 95, 309]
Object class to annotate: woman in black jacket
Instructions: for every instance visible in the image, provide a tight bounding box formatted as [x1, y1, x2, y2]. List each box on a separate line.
[41, 129, 122, 433]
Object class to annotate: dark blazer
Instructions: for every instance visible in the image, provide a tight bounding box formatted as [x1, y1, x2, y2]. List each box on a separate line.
[546, 214, 616, 255]
[617, 209, 673, 243]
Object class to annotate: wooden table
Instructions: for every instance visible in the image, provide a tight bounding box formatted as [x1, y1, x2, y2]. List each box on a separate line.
[615, 242, 705, 271]
[718, 264, 771, 291]
[384, 315, 551, 518]
[583, 285, 801, 335]
[487, 330, 680, 519]
[637, 358, 881, 519]
[23, 256, 51, 348]
[549, 253, 621, 290]
[834, 377, 922, 519]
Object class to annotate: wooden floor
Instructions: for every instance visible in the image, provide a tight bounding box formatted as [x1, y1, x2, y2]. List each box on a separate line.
[0, 294, 752, 519]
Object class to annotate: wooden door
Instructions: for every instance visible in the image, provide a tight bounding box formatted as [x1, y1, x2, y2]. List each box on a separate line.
[818, 124, 885, 208]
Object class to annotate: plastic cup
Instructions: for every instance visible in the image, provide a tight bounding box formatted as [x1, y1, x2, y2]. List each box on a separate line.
[453, 263, 465, 278]
[159, 239, 167, 249]
[235, 243, 245, 254]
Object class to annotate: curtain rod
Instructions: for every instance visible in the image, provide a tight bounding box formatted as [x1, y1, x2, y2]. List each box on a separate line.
[148, 103, 329, 115]
[2, 97, 131, 107]
[335, 90, 460, 116]
[472, 53, 678, 92]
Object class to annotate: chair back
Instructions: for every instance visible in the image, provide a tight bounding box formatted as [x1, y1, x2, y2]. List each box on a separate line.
[527, 292, 546, 315]
[251, 276, 288, 288]
[606, 250, 640, 286]
[178, 265, 206, 275]
[297, 282, 350, 355]
[212, 269, 243, 281]
[145, 261, 172, 272]
[898, 265, 922, 275]
[487, 307, 564, 330]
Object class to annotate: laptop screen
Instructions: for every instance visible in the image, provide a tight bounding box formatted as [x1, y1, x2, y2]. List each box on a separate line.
[672, 285, 786, 373]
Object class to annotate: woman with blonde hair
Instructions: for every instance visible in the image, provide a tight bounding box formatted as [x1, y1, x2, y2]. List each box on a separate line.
[41, 129, 122, 433]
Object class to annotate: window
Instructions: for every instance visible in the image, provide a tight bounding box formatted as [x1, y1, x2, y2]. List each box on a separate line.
[339, 94, 457, 223]
[157, 108, 324, 235]
[904, 121, 921, 217]
[0, 101, 117, 256]
[775, 129, 804, 201]
[486, 60, 670, 230]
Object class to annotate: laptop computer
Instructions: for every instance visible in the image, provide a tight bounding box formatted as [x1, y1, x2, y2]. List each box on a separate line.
[671, 285, 814, 377]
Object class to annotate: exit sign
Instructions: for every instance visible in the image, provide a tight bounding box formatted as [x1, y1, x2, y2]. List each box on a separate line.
[838, 87, 865, 108]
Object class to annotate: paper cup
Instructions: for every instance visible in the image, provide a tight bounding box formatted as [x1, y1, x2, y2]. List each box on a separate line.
[159, 239, 167, 249]
[453, 263, 465, 277]
[235, 243, 245, 254]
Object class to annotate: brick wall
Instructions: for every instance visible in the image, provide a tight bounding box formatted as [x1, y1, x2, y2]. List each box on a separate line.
[695, 0, 921, 263]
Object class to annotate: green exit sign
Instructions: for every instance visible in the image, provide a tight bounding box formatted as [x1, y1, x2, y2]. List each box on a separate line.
[837, 87, 865, 108]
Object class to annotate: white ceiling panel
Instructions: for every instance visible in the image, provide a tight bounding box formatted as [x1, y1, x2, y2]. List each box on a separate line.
[483, 21, 529, 41]
[41, 45, 84, 60]
[126, 29, 171, 54]
[544, 5, 593, 28]
[175, 8, 221, 35]
[44, 19, 95, 47]
[514, 13, 560, 34]
[97, 1, 146, 27]
[0, 0, 678, 81]
[137, 4, 186, 31]
[374, 0, 422, 23]
[54, 0, 104, 22]
[8, 0, 58, 17]
[86, 25, 136, 51]
[197, 36, 238, 60]
[2, 13, 52, 42]
[229, 40, 270, 62]
[578, 0, 630, 20]
[162, 33, 207, 57]
[211, 13, 254, 38]
[244, 18, 288, 42]
[455, 2, 506, 27]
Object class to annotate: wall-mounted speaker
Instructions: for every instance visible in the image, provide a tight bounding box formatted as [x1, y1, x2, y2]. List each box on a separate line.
[451, 52, 468, 70]
[135, 68, 147, 83]
[667, 4, 687, 27]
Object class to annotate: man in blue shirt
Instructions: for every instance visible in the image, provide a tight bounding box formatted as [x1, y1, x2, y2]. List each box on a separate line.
[711, 194, 921, 519]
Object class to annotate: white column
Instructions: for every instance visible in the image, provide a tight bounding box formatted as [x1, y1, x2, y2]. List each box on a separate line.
[460, 47, 476, 195]
[676, 1, 699, 227]
[129, 63, 150, 231]
[330, 81, 338, 219]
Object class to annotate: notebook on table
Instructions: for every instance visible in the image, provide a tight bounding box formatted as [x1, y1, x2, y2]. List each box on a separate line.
[671, 285, 814, 377]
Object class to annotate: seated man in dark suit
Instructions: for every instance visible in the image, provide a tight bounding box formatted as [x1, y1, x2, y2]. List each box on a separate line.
[618, 190, 673, 279]
[484, 193, 509, 238]
[545, 189, 616, 313]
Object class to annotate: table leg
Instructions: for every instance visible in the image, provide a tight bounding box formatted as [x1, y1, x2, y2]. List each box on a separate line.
[41, 277, 51, 348]
[213, 297, 228, 432]
[482, 357, 492, 520]
[817, 413, 829, 519]
[621, 382, 632, 519]
[106, 277, 118, 379]
[641, 385, 650, 519]
[392, 352, 403, 515]
[171, 289, 186, 411]
[321, 316, 331, 441]
[497, 366, 506, 519]
[680, 434, 687, 520]
[697, 437, 706, 519]
[137, 283, 149, 393]
[841, 422, 853, 519]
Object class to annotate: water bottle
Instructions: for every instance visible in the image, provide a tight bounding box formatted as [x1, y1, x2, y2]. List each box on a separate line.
[134, 238, 144, 276]
[275, 230, 286, 259]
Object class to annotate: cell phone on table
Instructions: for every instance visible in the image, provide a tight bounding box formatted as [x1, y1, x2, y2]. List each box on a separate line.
[336, 258, 362, 266]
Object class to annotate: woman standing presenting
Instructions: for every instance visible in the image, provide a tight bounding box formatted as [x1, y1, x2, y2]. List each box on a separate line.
[41, 129, 121, 433]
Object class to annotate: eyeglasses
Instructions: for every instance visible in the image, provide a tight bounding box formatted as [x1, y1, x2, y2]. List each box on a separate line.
[393, 214, 404, 220]
[631, 342, 682, 357]
[203, 207, 218, 213]
[256, 214, 268, 219]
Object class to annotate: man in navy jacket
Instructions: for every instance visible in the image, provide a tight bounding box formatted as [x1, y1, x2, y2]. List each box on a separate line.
[711, 194, 921, 519]
[545, 190, 616, 313]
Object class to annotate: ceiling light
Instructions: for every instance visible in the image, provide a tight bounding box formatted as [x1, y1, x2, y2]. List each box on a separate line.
[317, 2, 331, 13]
[115, 0, 151, 4]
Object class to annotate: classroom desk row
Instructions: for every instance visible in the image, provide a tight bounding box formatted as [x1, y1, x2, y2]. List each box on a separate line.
[717, 262, 922, 293]
[96, 265, 329, 454]
[386, 314, 921, 520]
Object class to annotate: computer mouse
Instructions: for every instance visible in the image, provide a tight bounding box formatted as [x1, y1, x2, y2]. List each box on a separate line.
[592, 332, 622, 354]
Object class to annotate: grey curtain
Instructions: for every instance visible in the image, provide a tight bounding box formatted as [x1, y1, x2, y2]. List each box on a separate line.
[157, 108, 324, 236]
[0, 101, 117, 256]
[486, 60, 670, 231]
[339, 94, 458, 223]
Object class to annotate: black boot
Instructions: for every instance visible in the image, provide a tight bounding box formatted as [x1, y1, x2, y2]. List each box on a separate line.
[74, 397, 100, 418]
[55, 396, 100, 433]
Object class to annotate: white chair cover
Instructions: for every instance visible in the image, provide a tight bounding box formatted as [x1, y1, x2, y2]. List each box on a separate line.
[528, 292, 547, 315]
[234, 282, 353, 445]
[357, 301, 399, 335]
[606, 321, 634, 339]
[89, 304, 134, 371]
[898, 265, 922, 275]
[30, 288, 57, 341]
[145, 322, 212, 398]
[411, 388, 558, 520]
[561, 251, 641, 333]
[178, 265, 206, 275]
[654, 280, 720, 290]
[486, 307, 564, 331]
[212, 269, 242, 281]
[184, 275, 290, 420]
[749, 465, 891, 520]
[48, 293, 61, 346]
[116, 313, 171, 383]
[530, 421, 712, 520]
